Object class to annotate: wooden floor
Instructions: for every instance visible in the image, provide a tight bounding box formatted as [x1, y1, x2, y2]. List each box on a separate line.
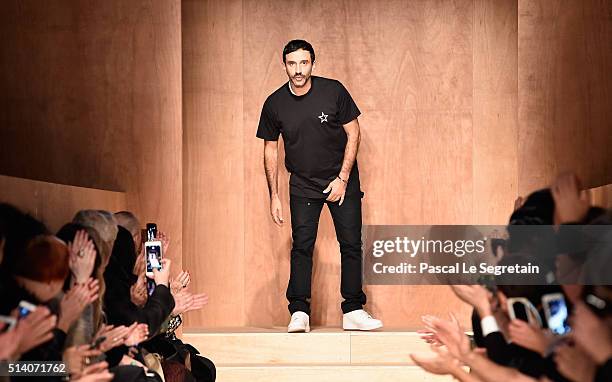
[183, 327, 455, 381]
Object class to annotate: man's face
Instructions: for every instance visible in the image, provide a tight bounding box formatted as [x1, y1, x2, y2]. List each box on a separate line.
[284, 49, 313, 88]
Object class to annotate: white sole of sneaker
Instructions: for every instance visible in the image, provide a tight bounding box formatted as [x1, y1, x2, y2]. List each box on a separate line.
[287, 324, 310, 333]
[342, 322, 383, 331]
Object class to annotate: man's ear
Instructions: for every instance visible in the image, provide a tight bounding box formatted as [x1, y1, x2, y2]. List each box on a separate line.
[312, 62, 316, 71]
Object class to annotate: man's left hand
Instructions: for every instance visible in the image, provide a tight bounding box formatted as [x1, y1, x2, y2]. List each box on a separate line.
[323, 177, 347, 205]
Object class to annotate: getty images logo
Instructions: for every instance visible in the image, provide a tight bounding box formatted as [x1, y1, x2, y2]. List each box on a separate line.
[372, 237, 487, 258]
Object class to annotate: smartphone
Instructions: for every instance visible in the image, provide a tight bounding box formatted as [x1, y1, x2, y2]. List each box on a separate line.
[145, 240, 163, 278]
[542, 293, 571, 335]
[18, 301, 37, 319]
[507, 297, 542, 327]
[0, 315, 17, 332]
[146, 223, 158, 242]
[512, 301, 529, 321]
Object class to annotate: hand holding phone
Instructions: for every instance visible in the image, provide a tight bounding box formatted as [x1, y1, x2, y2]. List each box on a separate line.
[152, 258, 172, 287]
[0, 315, 16, 333]
[13, 306, 56, 356]
[18, 301, 37, 319]
[507, 318, 549, 355]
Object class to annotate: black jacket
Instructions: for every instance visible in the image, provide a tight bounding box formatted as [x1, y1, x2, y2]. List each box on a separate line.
[103, 226, 175, 336]
[472, 309, 570, 381]
[104, 283, 175, 336]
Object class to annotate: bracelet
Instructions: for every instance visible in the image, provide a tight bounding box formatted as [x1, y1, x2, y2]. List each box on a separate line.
[337, 176, 347, 184]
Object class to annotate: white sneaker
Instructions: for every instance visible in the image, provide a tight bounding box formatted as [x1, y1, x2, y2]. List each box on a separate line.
[287, 311, 310, 333]
[343, 309, 383, 331]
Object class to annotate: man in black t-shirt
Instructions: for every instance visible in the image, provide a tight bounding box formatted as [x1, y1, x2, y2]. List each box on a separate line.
[256, 40, 383, 333]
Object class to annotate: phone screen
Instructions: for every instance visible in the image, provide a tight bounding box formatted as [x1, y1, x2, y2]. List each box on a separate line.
[547, 298, 570, 335]
[146, 223, 158, 242]
[146, 244, 162, 273]
[513, 302, 529, 322]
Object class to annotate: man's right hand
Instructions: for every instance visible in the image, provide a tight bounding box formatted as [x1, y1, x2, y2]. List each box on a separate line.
[270, 195, 284, 226]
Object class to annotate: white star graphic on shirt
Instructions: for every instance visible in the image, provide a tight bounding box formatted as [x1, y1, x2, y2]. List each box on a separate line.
[318, 112, 328, 123]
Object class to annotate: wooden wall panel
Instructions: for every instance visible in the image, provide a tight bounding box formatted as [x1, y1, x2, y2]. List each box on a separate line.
[518, 0, 612, 194]
[0, 175, 126, 233]
[121, 0, 183, 272]
[473, 0, 519, 225]
[182, 0, 245, 327]
[0, 0, 183, 269]
[0, 1, 131, 191]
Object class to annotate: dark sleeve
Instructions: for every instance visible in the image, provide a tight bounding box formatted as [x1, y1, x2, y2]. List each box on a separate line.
[595, 358, 612, 382]
[485, 338, 565, 380]
[471, 309, 485, 347]
[105, 345, 129, 367]
[256, 98, 281, 141]
[142, 285, 175, 335]
[336, 81, 361, 125]
[483, 332, 514, 365]
[105, 285, 175, 336]
[20, 328, 66, 361]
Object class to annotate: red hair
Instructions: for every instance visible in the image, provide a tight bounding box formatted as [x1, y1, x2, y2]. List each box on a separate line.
[13, 235, 70, 282]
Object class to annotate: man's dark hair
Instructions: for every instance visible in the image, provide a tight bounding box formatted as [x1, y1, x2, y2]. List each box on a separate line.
[283, 40, 315, 64]
[509, 188, 555, 225]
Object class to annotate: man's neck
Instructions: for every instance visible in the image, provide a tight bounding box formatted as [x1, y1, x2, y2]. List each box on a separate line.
[289, 77, 312, 96]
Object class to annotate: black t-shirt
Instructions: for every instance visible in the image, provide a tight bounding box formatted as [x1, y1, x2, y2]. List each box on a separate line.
[256, 76, 362, 198]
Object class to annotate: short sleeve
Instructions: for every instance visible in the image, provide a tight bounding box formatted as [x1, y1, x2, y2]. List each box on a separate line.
[336, 82, 361, 125]
[256, 98, 281, 141]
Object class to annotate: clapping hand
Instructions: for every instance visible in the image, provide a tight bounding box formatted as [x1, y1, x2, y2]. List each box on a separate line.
[170, 271, 190, 295]
[68, 230, 97, 284]
[551, 173, 591, 224]
[58, 278, 99, 332]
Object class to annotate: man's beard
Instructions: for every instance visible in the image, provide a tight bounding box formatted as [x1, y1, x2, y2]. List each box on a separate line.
[292, 74, 308, 87]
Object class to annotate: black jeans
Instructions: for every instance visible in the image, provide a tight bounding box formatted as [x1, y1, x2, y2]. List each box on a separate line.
[287, 193, 367, 315]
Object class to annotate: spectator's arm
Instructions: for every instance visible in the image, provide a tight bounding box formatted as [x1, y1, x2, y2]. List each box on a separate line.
[104, 284, 175, 337]
[482, 331, 513, 365]
[140, 284, 175, 335]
